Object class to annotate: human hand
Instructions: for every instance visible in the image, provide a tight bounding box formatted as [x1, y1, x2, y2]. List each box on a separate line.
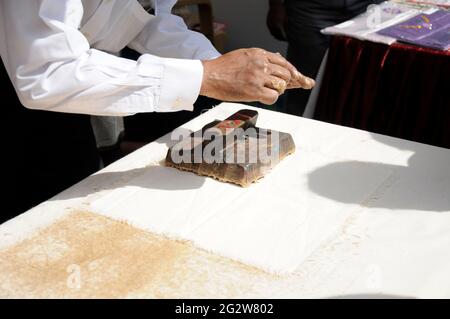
[200, 48, 315, 105]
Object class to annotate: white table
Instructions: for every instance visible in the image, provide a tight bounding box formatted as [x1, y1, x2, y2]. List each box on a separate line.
[1, 103, 449, 299]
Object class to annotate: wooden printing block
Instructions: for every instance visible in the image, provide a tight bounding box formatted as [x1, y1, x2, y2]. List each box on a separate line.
[165, 110, 296, 187]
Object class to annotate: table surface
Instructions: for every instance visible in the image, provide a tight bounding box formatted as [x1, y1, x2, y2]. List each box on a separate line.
[1, 103, 450, 298]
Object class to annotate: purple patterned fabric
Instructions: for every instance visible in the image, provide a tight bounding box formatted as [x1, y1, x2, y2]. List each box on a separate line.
[378, 10, 450, 50]
[416, 26, 450, 50]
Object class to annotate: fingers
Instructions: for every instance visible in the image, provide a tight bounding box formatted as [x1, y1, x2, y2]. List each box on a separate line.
[266, 51, 288, 67]
[266, 64, 291, 83]
[261, 74, 286, 105]
[265, 51, 315, 90]
[289, 71, 316, 90]
[265, 76, 287, 95]
[267, 52, 298, 78]
[259, 87, 279, 105]
[264, 61, 314, 92]
[200, 47, 314, 106]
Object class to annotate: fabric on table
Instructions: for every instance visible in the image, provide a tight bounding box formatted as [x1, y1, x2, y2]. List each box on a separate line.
[90, 104, 396, 274]
[321, 1, 421, 45]
[2, 103, 450, 298]
[377, 9, 450, 50]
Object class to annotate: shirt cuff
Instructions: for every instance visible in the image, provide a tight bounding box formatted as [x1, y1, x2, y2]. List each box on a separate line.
[197, 48, 222, 61]
[138, 54, 203, 112]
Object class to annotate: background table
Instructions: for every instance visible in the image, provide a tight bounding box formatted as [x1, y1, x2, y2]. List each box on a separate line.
[313, 36, 450, 149]
[1, 103, 450, 298]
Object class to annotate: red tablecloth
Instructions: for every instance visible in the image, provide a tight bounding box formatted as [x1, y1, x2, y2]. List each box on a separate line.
[314, 36, 450, 149]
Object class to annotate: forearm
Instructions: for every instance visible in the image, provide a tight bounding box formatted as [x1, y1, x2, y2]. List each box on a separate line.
[13, 50, 202, 116]
[1, 0, 202, 115]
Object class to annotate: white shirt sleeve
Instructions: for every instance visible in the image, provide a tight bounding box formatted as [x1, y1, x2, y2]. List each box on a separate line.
[0, 0, 208, 116]
[129, 0, 221, 60]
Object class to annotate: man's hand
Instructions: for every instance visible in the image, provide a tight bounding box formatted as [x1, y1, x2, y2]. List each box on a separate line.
[200, 48, 315, 105]
[267, 0, 287, 41]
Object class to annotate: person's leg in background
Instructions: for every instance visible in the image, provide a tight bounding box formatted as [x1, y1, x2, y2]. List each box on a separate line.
[283, 0, 384, 116]
[285, 42, 329, 116]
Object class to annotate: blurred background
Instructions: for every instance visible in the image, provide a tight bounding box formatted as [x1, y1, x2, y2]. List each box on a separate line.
[208, 0, 287, 54]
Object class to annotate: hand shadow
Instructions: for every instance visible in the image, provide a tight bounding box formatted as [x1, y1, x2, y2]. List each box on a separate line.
[52, 127, 208, 201]
[53, 165, 208, 201]
[307, 133, 450, 212]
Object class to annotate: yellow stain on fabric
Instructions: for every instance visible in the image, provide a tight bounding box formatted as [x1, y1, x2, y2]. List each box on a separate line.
[0, 211, 278, 298]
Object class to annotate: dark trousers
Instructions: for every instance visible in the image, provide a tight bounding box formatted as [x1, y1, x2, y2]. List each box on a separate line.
[2, 61, 101, 223]
[284, 0, 384, 116]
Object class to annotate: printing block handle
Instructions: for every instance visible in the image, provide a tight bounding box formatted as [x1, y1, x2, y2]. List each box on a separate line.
[203, 109, 259, 134]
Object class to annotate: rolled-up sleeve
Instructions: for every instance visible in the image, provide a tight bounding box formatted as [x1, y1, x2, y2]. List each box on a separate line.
[128, 0, 223, 113]
[138, 54, 203, 112]
[0, 0, 202, 116]
[129, 0, 221, 60]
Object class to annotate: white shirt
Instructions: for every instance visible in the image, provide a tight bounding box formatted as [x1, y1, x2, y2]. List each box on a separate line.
[0, 0, 220, 116]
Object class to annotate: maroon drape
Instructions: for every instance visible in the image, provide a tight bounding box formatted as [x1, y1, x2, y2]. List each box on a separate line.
[314, 36, 450, 149]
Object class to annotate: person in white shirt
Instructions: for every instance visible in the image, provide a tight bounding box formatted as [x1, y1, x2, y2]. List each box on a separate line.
[0, 0, 314, 221]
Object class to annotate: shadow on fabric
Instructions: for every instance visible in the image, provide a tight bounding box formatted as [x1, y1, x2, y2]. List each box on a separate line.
[307, 133, 450, 212]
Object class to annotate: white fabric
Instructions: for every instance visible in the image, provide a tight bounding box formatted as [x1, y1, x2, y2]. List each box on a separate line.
[322, 1, 420, 45]
[88, 104, 450, 276]
[1, 103, 450, 297]
[0, 0, 220, 116]
[393, 0, 450, 9]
